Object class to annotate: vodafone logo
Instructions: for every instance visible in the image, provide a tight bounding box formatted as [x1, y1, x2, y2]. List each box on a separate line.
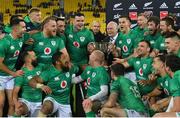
[44, 47, 51, 55]
[14, 50, 20, 57]
[123, 45, 128, 52]
[73, 41, 80, 48]
[87, 77, 91, 85]
[139, 68, 143, 76]
[61, 81, 67, 88]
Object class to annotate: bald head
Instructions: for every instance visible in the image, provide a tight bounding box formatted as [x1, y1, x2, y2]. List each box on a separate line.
[107, 21, 118, 37]
[91, 21, 101, 34]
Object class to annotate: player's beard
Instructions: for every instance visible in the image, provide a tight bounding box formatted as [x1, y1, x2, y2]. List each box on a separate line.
[32, 60, 38, 67]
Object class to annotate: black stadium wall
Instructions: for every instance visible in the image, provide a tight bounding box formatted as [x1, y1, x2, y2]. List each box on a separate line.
[106, 0, 180, 25]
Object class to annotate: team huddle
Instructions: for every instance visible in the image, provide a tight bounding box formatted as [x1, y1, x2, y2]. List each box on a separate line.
[0, 7, 180, 117]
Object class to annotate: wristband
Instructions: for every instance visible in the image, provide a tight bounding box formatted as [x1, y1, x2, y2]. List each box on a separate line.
[36, 83, 44, 89]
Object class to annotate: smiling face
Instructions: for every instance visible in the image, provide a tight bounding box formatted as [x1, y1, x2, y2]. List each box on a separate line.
[44, 20, 57, 37]
[152, 57, 164, 74]
[137, 41, 150, 57]
[57, 20, 65, 34]
[147, 21, 158, 35]
[14, 21, 26, 38]
[74, 16, 85, 31]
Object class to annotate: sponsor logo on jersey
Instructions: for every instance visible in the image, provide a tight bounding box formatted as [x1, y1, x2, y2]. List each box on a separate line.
[139, 68, 143, 76]
[143, 64, 147, 69]
[61, 80, 67, 88]
[87, 71, 90, 74]
[73, 41, 80, 48]
[129, 3, 137, 10]
[27, 75, 33, 80]
[150, 40, 155, 45]
[123, 45, 128, 52]
[44, 47, 51, 55]
[127, 38, 131, 44]
[36, 71, 41, 75]
[51, 41, 56, 46]
[160, 2, 168, 9]
[113, 3, 123, 10]
[10, 46, 15, 50]
[65, 72, 70, 78]
[39, 42, 44, 46]
[54, 77, 60, 81]
[160, 43, 165, 47]
[19, 42, 23, 47]
[165, 80, 168, 86]
[143, 1, 153, 10]
[92, 72, 96, 77]
[87, 77, 91, 85]
[14, 50, 20, 57]
[80, 37, 85, 42]
[136, 61, 140, 65]
[174, 1, 180, 8]
[69, 34, 73, 38]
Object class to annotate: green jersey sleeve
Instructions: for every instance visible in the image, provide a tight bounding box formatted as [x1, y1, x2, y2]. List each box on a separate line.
[39, 70, 50, 82]
[80, 66, 92, 80]
[0, 39, 8, 58]
[58, 38, 65, 50]
[15, 76, 24, 87]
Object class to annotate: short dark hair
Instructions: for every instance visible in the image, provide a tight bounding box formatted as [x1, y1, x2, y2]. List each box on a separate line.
[161, 17, 174, 29]
[16, 49, 34, 70]
[165, 31, 180, 40]
[139, 40, 152, 52]
[119, 15, 131, 23]
[155, 54, 166, 63]
[165, 55, 180, 72]
[74, 12, 84, 17]
[10, 18, 25, 27]
[148, 16, 160, 26]
[52, 51, 63, 66]
[10, 14, 23, 23]
[110, 63, 125, 76]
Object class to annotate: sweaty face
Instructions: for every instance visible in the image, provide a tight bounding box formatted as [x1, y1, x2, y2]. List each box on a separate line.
[118, 18, 130, 33]
[147, 21, 158, 35]
[74, 16, 85, 31]
[57, 20, 65, 34]
[45, 20, 57, 37]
